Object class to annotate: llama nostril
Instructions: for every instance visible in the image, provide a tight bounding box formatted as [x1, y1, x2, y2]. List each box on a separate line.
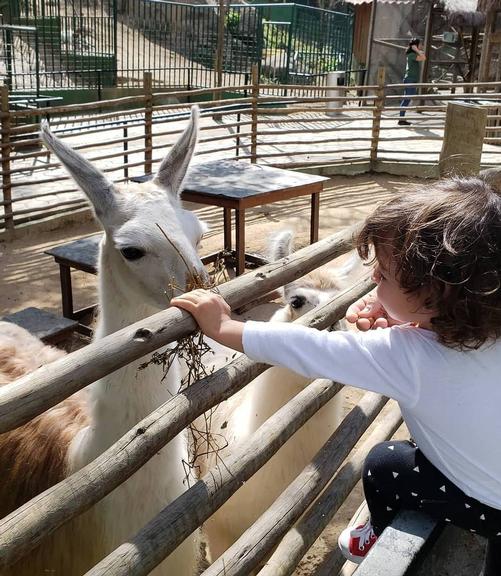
[290, 295, 306, 309]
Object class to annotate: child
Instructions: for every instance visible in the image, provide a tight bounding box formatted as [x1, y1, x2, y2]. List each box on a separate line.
[171, 175, 501, 570]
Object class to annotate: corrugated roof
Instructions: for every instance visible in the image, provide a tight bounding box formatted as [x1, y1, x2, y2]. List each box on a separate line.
[345, 0, 477, 7]
[343, 0, 413, 4]
[442, 0, 478, 11]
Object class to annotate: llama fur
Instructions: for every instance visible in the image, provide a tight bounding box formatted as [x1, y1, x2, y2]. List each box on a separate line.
[0, 108, 205, 576]
[200, 230, 362, 563]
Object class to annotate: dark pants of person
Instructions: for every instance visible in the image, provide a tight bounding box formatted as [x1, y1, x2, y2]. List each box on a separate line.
[363, 440, 501, 575]
[399, 79, 417, 117]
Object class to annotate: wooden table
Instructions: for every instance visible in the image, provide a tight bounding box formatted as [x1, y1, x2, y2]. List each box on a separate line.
[134, 159, 329, 275]
[45, 235, 101, 334]
[46, 161, 328, 326]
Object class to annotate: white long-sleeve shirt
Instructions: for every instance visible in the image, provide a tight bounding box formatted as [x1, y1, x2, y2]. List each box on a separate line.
[243, 321, 501, 510]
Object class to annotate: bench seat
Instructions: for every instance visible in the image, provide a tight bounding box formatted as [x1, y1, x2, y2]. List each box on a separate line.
[354, 510, 442, 576]
[1, 307, 78, 345]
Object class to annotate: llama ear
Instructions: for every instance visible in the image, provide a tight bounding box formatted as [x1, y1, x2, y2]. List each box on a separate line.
[154, 105, 199, 199]
[268, 229, 295, 262]
[40, 121, 118, 220]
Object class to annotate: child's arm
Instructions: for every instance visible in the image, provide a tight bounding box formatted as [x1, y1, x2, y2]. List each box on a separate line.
[171, 290, 424, 407]
[171, 289, 245, 352]
[411, 44, 426, 61]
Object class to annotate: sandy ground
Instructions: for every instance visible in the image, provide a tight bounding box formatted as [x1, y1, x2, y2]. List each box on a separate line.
[0, 172, 485, 574]
[1, 173, 412, 316]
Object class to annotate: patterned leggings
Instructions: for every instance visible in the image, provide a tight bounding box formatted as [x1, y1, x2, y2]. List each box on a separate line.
[363, 440, 501, 572]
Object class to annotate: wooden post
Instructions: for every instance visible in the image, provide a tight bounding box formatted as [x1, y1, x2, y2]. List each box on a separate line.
[467, 27, 480, 86]
[420, 2, 433, 88]
[250, 64, 259, 163]
[215, 0, 227, 91]
[364, 0, 377, 85]
[1, 85, 13, 233]
[370, 67, 385, 169]
[439, 102, 487, 177]
[478, 9, 495, 83]
[143, 72, 153, 175]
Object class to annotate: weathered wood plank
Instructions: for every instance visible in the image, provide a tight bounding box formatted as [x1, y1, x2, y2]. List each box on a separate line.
[259, 403, 403, 576]
[1, 307, 78, 343]
[0, 224, 361, 434]
[0, 276, 373, 569]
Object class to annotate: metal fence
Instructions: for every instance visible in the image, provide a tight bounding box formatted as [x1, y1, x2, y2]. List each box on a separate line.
[0, 0, 355, 96]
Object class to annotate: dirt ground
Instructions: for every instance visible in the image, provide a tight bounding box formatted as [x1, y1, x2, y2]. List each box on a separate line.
[1, 173, 411, 315]
[0, 172, 485, 575]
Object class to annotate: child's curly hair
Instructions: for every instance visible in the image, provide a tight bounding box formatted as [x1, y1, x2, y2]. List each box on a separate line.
[356, 173, 501, 350]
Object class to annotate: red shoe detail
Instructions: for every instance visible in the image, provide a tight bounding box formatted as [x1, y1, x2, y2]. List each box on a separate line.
[338, 519, 377, 564]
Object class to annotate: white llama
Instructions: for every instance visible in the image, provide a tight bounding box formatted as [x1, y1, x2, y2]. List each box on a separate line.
[201, 230, 360, 564]
[0, 107, 205, 576]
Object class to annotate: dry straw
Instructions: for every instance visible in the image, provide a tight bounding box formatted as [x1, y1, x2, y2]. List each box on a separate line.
[139, 224, 232, 482]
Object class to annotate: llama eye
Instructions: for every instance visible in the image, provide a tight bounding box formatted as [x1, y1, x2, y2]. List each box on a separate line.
[290, 295, 306, 309]
[120, 247, 145, 261]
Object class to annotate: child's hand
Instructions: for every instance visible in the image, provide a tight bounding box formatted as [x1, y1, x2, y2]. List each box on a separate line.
[171, 289, 245, 352]
[346, 289, 396, 331]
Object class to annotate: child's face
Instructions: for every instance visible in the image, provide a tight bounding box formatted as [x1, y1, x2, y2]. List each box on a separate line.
[372, 246, 435, 328]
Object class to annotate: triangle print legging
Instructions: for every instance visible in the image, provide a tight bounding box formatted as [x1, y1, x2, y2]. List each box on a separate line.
[362, 440, 501, 571]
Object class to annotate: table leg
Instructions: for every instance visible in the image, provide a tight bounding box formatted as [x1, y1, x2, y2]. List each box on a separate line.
[59, 264, 74, 319]
[223, 207, 232, 251]
[235, 208, 246, 276]
[310, 192, 320, 244]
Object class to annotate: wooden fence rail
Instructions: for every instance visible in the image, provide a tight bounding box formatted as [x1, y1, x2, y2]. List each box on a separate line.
[259, 403, 403, 576]
[90, 388, 385, 576]
[2, 74, 501, 233]
[0, 224, 359, 433]
[0, 272, 373, 570]
[199, 391, 388, 576]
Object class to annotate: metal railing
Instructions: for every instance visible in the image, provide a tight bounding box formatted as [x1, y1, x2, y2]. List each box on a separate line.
[1, 0, 355, 94]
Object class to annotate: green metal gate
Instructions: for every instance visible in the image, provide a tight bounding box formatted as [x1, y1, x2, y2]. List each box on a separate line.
[2, 0, 117, 92]
[0, 0, 354, 98]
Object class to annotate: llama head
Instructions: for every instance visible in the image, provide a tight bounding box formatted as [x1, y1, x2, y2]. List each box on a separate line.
[269, 229, 350, 321]
[40, 107, 207, 309]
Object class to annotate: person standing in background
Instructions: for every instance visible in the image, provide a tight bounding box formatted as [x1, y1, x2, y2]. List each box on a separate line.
[398, 38, 426, 126]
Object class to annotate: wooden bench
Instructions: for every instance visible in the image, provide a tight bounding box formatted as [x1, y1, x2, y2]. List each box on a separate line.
[353, 510, 442, 576]
[1, 307, 79, 345]
[355, 508, 499, 576]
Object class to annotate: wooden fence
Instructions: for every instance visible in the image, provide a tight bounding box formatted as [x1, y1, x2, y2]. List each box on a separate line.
[0, 225, 405, 575]
[1, 70, 501, 232]
[1, 68, 498, 575]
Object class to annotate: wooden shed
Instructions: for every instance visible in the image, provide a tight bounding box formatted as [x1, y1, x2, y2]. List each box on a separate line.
[478, 0, 501, 80]
[344, 0, 488, 85]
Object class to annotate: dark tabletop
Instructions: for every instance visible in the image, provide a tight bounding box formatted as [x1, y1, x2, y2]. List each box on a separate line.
[46, 162, 328, 269]
[45, 234, 101, 271]
[131, 159, 329, 200]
